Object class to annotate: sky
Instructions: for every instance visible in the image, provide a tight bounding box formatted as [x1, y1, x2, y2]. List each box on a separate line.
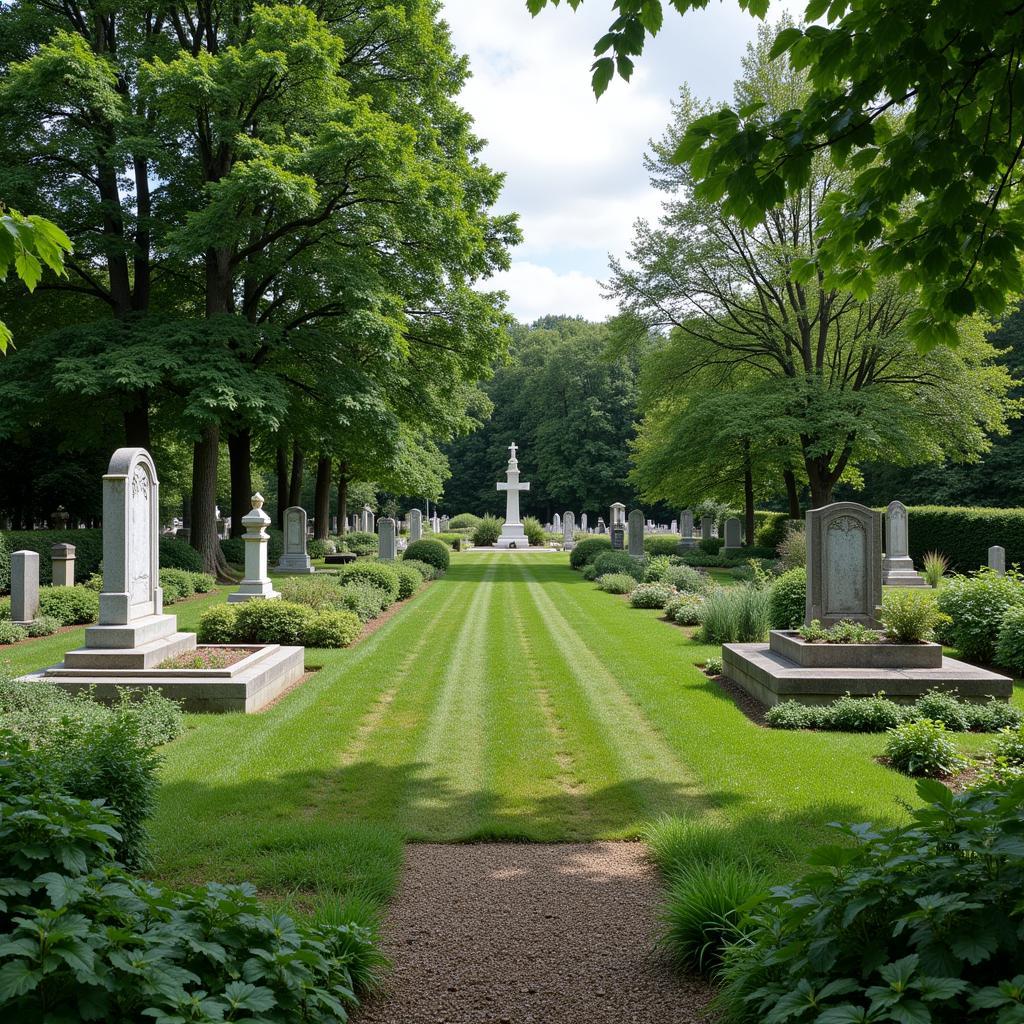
[440, 0, 800, 324]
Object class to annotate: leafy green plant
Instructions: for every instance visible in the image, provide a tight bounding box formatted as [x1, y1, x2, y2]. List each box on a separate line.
[305, 609, 362, 648]
[644, 535, 684, 556]
[826, 693, 909, 733]
[767, 566, 806, 630]
[197, 604, 239, 643]
[24, 615, 60, 638]
[644, 554, 673, 581]
[593, 550, 644, 580]
[936, 568, 1024, 663]
[664, 562, 713, 595]
[995, 605, 1024, 675]
[697, 585, 770, 644]
[307, 537, 336, 559]
[393, 561, 424, 600]
[776, 525, 806, 570]
[278, 575, 351, 612]
[884, 718, 964, 777]
[699, 536, 723, 555]
[922, 550, 949, 588]
[913, 688, 971, 732]
[764, 701, 822, 730]
[966, 698, 1023, 732]
[37, 585, 99, 625]
[0, 621, 26, 644]
[882, 588, 946, 643]
[581, 563, 598, 580]
[717, 780, 1024, 1024]
[337, 580, 390, 622]
[234, 601, 316, 646]
[522, 516, 546, 547]
[798, 618, 880, 643]
[670, 593, 705, 626]
[402, 558, 439, 581]
[403, 539, 450, 572]
[597, 572, 637, 595]
[629, 582, 674, 609]
[336, 561, 400, 604]
[703, 655, 722, 675]
[338, 530, 377, 556]
[569, 535, 612, 569]
[471, 514, 503, 546]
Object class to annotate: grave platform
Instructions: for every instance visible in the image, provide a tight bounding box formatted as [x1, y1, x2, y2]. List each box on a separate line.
[21, 644, 304, 713]
[723, 630, 1012, 706]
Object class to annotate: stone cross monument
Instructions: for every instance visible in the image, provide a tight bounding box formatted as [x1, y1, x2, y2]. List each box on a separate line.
[496, 441, 531, 548]
[229, 494, 281, 603]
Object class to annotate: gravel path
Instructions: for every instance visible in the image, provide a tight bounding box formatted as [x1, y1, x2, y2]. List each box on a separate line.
[356, 842, 712, 1024]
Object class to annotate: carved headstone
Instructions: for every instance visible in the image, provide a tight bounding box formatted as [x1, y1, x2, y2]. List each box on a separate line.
[611, 524, 625, 550]
[378, 518, 397, 561]
[806, 501, 882, 628]
[882, 500, 927, 586]
[563, 510, 576, 551]
[277, 506, 314, 573]
[408, 508, 423, 542]
[628, 509, 644, 558]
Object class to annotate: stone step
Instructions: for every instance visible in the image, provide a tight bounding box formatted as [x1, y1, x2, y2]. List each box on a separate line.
[61, 631, 197, 671]
[84, 613, 178, 650]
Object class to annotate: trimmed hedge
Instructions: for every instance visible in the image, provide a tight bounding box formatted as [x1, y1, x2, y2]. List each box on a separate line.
[894, 505, 1024, 571]
[160, 536, 204, 572]
[0, 529, 103, 587]
[403, 539, 450, 572]
[336, 561, 400, 604]
[644, 535, 682, 556]
[569, 535, 612, 569]
[753, 511, 795, 549]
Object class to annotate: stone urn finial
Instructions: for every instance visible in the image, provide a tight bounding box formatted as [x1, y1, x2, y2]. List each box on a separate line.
[251, 492, 265, 510]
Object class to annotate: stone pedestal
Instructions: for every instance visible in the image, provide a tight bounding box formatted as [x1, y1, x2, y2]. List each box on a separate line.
[229, 493, 281, 603]
[51, 543, 76, 587]
[11, 551, 39, 624]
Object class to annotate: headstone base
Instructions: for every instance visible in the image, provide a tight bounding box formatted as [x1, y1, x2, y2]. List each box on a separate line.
[496, 524, 530, 549]
[882, 556, 927, 586]
[227, 580, 281, 603]
[85, 613, 178, 650]
[276, 555, 314, 574]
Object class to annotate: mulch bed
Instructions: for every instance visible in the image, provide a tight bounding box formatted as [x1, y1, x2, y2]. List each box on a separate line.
[706, 671, 769, 727]
[160, 646, 259, 670]
[356, 842, 712, 1024]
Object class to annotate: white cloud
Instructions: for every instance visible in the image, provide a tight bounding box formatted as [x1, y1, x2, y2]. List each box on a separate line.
[490, 261, 614, 323]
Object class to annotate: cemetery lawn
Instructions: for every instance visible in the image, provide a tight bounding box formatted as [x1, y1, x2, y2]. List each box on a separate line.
[120, 550, 1022, 926]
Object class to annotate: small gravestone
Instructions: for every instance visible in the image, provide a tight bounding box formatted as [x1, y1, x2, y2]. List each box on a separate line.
[563, 511, 575, 551]
[277, 506, 314, 573]
[989, 545, 1006, 575]
[670, 519, 677, 533]
[611, 524, 625, 550]
[723, 517, 743, 552]
[378, 518, 397, 561]
[362, 506, 375, 534]
[700, 515, 714, 541]
[806, 501, 882, 627]
[596, 518, 606, 534]
[679, 509, 696, 550]
[229, 494, 281, 604]
[627, 509, 644, 558]
[11, 551, 39, 624]
[882, 500, 927, 586]
[553, 512, 562, 533]
[408, 508, 422, 542]
[580, 513, 588, 533]
[51, 542, 76, 587]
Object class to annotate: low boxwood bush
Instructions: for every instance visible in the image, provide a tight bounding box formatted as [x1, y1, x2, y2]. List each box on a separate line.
[234, 600, 316, 645]
[697, 585, 771, 643]
[472, 514, 503, 547]
[403, 539, 450, 572]
[448, 513, 481, 530]
[665, 563, 713, 595]
[403, 558, 440, 581]
[699, 536, 723, 555]
[669, 593, 705, 626]
[160, 535, 204, 571]
[593, 550, 644, 580]
[336, 560, 400, 604]
[1, 528, 103, 584]
[307, 537, 335, 559]
[936, 568, 1024, 663]
[581, 563, 598, 581]
[338, 580, 390, 622]
[197, 604, 238, 643]
[644, 535, 682, 556]
[569, 535, 611, 569]
[717, 779, 1024, 1024]
[884, 718, 964, 776]
[304, 609, 362, 648]
[433, 532, 463, 550]
[394, 561, 424, 600]
[768, 566, 806, 630]
[630, 582, 674, 609]
[0, 731, 377, 1021]
[38, 584, 100, 625]
[199, 599, 364, 648]
[597, 572, 637, 595]
[752, 511, 793, 550]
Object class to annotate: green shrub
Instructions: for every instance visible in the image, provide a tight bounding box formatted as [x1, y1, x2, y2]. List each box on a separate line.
[884, 718, 964, 776]
[776, 523, 806, 570]
[936, 568, 1024, 662]
[664, 563, 713, 595]
[966, 697, 1023, 732]
[449, 513, 481, 530]
[643, 554, 673, 581]
[336, 560, 400, 603]
[234, 600, 316, 645]
[593, 550, 644, 580]
[0, 733, 377, 1021]
[403, 539, 450, 572]
[826, 692, 909, 732]
[219, 537, 245, 564]
[798, 618, 880, 643]
[394, 561, 424, 600]
[337, 580, 390, 622]
[881, 588, 945, 643]
[670, 593, 705, 625]
[597, 572, 638, 595]
[403, 558, 439, 581]
[307, 537, 334, 559]
[339, 530, 377, 556]
[277, 575, 348, 611]
[569, 535, 611, 569]
[644, 535, 682, 556]
[630, 582, 674, 609]
[1, 528, 104, 584]
[581, 563, 598, 581]
[472, 514, 503, 546]
[704, 655, 722, 674]
[160, 535, 204, 571]
[699, 536, 723, 555]
[764, 700, 822, 729]
[993, 724, 1024, 764]
[523, 516, 546, 547]
[25, 615, 60, 637]
[697, 585, 771, 643]
[197, 604, 238, 643]
[38, 584, 99, 625]
[996, 604, 1024, 674]
[768, 566, 806, 629]
[717, 779, 1024, 1024]
[305, 609, 362, 648]
[433, 532, 463, 550]
[0, 621, 27, 644]
[753, 512, 794, 549]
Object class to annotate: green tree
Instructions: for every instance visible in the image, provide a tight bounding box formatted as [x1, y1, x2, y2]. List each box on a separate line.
[528, 0, 1024, 347]
[611, 23, 1021, 508]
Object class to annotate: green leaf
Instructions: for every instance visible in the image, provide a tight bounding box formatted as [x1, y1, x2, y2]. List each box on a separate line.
[769, 27, 803, 60]
[591, 57, 615, 97]
[0, 959, 42, 1000]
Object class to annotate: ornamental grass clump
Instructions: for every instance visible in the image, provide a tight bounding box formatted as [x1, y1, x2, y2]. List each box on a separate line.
[935, 567, 1024, 663]
[471, 514, 503, 547]
[884, 718, 964, 777]
[922, 549, 949, 587]
[597, 572, 637, 595]
[697, 585, 770, 644]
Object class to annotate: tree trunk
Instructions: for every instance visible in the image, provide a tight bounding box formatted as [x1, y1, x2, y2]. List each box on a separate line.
[743, 440, 755, 547]
[784, 469, 801, 519]
[337, 463, 348, 535]
[123, 392, 151, 449]
[227, 428, 251, 539]
[288, 442, 304, 508]
[275, 443, 289, 530]
[313, 455, 332, 540]
[190, 424, 235, 580]
[806, 460, 835, 509]
[182, 491, 191, 533]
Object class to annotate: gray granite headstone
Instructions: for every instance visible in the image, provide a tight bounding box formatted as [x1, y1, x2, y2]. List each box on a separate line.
[563, 511, 575, 550]
[596, 518, 606, 534]
[378, 518, 397, 561]
[989, 545, 1006, 575]
[277, 506, 314, 573]
[628, 509, 644, 558]
[806, 501, 882, 628]
[10, 550, 39, 624]
[700, 515, 714, 541]
[553, 512, 562, 533]
[408, 508, 422, 542]
[882, 500, 927, 586]
[723, 517, 742, 551]
[580, 513, 588, 533]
